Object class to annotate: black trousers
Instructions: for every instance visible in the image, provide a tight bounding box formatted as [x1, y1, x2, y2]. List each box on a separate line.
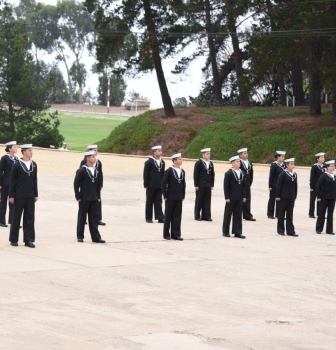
[316, 198, 335, 233]
[277, 198, 295, 235]
[98, 190, 102, 220]
[77, 200, 102, 241]
[146, 188, 164, 221]
[223, 199, 243, 235]
[309, 189, 320, 217]
[163, 199, 182, 239]
[9, 197, 35, 243]
[194, 187, 212, 220]
[0, 185, 13, 225]
[243, 186, 253, 219]
[267, 186, 279, 217]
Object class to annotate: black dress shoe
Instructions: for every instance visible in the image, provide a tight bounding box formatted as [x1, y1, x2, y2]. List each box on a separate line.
[234, 234, 246, 239]
[223, 233, 230, 237]
[268, 216, 275, 219]
[326, 232, 335, 235]
[316, 231, 322, 234]
[202, 218, 213, 221]
[77, 239, 84, 242]
[278, 232, 285, 236]
[164, 236, 171, 240]
[158, 219, 164, 223]
[25, 242, 35, 248]
[195, 218, 202, 221]
[245, 218, 256, 221]
[10, 242, 18, 246]
[172, 237, 183, 241]
[0, 223, 8, 227]
[309, 215, 316, 218]
[146, 220, 153, 223]
[94, 239, 106, 243]
[98, 221, 106, 226]
[287, 233, 298, 237]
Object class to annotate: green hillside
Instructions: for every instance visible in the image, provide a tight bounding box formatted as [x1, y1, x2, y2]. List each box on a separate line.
[97, 107, 336, 165]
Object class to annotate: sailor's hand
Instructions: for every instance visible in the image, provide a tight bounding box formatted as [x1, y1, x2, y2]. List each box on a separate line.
[276, 198, 281, 201]
[9, 197, 14, 204]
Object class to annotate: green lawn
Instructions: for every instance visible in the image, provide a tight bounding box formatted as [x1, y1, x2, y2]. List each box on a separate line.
[57, 112, 127, 151]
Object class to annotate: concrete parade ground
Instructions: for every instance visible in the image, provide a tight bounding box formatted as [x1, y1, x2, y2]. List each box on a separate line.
[0, 148, 335, 350]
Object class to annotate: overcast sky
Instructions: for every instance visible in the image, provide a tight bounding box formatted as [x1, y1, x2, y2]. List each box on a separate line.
[13, 0, 206, 108]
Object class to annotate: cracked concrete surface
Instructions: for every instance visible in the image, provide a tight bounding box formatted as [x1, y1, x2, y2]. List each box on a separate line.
[0, 148, 335, 349]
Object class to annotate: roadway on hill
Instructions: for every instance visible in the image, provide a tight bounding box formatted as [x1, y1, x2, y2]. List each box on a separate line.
[0, 148, 335, 349]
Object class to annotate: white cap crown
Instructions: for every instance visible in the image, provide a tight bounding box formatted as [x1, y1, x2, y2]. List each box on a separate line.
[200, 148, 211, 153]
[237, 147, 248, 153]
[84, 151, 95, 157]
[171, 153, 182, 159]
[151, 145, 162, 150]
[229, 155, 240, 162]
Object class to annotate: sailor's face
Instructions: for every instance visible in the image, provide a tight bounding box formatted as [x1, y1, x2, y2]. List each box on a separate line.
[202, 152, 211, 161]
[154, 149, 162, 158]
[240, 152, 248, 160]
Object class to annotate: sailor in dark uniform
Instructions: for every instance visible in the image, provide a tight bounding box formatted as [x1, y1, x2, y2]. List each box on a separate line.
[223, 155, 247, 239]
[276, 157, 298, 237]
[80, 144, 105, 226]
[267, 150, 286, 219]
[162, 153, 185, 241]
[309, 152, 325, 218]
[9, 144, 38, 248]
[75, 150, 105, 243]
[315, 160, 336, 235]
[238, 147, 255, 221]
[143, 145, 165, 223]
[0, 141, 18, 227]
[194, 147, 215, 221]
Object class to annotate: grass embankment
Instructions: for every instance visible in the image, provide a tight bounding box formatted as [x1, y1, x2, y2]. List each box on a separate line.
[57, 112, 126, 151]
[98, 111, 163, 153]
[96, 107, 336, 165]
[185, 108, 336, 165]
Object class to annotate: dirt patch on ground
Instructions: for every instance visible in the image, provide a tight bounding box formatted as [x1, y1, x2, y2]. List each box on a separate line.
[135, 109, 217, 156]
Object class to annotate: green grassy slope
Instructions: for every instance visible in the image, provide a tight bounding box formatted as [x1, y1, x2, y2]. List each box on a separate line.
[57, 112, 126, 151]
[97, 111, 163, 153]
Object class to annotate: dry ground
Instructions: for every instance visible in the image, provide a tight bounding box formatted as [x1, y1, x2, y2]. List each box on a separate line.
[0, 148, 335, 349]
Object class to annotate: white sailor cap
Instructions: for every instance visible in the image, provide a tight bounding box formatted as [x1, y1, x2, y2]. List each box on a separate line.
[171, 153, 182, 159]
[21, 144, 33, 149]
[6, 141, 16, 146]
[325, 160, 335, 165]
[284, 158, 295, 163]
[151, 145, 162, 150]
[200, 148, 211, 153]
[315, 152, 325, 157]
[63, 142, 67, 145]
[276, 150, 286, 155]
[84, 150, 95, 157]
[237, 147, 248, 153]
[229, 155, 240, 162]
[50, 145, 55, 148]
[87, 144, 98, 149]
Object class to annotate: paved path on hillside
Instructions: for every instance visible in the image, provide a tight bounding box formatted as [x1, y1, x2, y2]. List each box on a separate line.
[0, 149, 335, 349]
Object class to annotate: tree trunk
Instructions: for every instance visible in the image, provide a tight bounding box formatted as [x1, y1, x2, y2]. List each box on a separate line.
[291, 58, 304, 105]
[143, 0, 175, 117]
[226, 0, 249, 107]
[277, 64, 286, 106]
[309, 40, 322, 115]
[76, 55, 83, 104]
[8, 101, 14, 134]
[204, 0, 222, 102]
[61, 53, 73, 104]
[333, 91, 336, 119]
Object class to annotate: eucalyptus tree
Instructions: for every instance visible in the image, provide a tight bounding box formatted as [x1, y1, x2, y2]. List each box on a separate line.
[85, 0, 193, 117]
